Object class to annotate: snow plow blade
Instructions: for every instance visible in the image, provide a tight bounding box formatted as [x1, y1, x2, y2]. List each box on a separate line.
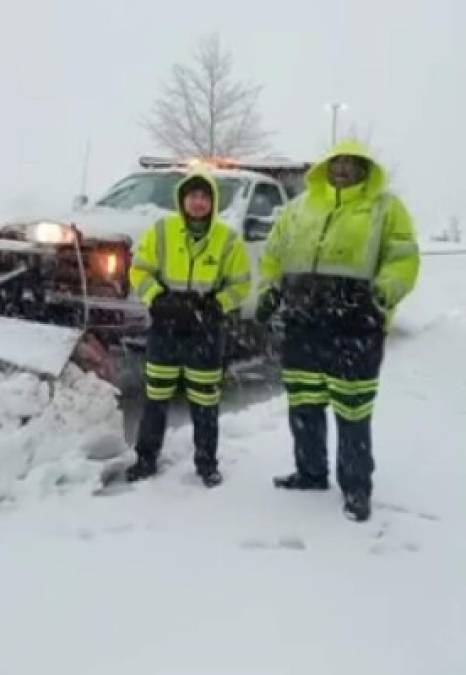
[0, 316, 82, 378]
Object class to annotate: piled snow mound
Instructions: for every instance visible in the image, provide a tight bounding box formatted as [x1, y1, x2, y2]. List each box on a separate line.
[0, 364, 133, 502]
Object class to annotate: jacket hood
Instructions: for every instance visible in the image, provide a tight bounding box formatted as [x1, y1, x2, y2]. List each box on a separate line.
[306, 139, 387, 204]
[175, 168, 219, 223]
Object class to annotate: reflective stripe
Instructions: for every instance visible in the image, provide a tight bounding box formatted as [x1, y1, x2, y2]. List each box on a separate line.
[146, 363, 181, 379]
[326, 376, 379, 395]
[186, 387, 221, 406]
[146, 383, 178, 400]
[282, 370, 326, 385]
[331, 399, 374, 421]
[166, 280, 214, 292]
[282, 265, 366, 277]
[184, 367, 222, 384]
[313, 264, 371, 279]
[364, 193, 390, 278]
[288, 391, 330, 407]
[384, 241, 419, 263]
[214, 230, 237, 289]
[226, 272, 251, 284]
[164, 281, 188, 291]
[190, 281, 215, 292]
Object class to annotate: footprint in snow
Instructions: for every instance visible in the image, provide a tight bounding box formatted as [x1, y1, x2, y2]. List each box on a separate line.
[240, 536, 306, 551]
[278, 536, 307, 550]
[374, 501, 439, 522]
[402, 541, 422, 553]
[369, 521, 422, 556]
[370, 540, 422, 556]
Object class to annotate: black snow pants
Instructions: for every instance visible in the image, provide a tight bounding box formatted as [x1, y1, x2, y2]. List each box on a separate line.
[135, 318, 225, 476]
[282, 324, 385, 496]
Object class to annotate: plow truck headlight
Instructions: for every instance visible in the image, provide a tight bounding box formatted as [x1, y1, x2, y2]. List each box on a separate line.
[103, 252, 118, 277]
[89, 250, 124, 280]
[27, 221, 76, 244]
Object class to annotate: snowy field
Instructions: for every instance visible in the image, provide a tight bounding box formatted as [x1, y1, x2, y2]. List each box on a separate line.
[0, 253, 465, 675]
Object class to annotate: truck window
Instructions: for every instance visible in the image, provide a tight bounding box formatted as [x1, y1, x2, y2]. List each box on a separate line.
[247, 183, 284, 218]
[96, 173, 244, 212]
[244, 183, 284, 242]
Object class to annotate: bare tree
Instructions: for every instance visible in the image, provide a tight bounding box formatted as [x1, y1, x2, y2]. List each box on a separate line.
[144, 34, 270, 158]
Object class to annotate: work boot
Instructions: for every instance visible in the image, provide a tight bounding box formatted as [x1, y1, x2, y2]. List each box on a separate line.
[273, 472, 329, 490]
[199, 469, 223, 488]
[126, 455, 157, 483]
[343, 489, 371, 522]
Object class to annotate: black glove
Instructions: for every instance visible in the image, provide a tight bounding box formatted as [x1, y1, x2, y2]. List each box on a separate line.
[255, 288, 281, 324]
[181, 290, 204, 313]
[201, 294, 224, 322]
[150, 290, 206, 322]
[149, 291, 185, 320]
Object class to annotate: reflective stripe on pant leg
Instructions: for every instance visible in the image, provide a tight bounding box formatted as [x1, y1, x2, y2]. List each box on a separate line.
[282, 369, 330, 407]
[146, 383, 178, 401]
[184, 367, 222, 406]
[327, 376, 379, 421]
[145, 362, 181, 401]
[146, 363, 182, 379]
[184, 367, 223, 385]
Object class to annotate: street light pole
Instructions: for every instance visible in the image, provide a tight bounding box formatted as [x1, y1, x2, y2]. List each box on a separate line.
[331, 103, 339, 145]
[327, 102, 347, 145]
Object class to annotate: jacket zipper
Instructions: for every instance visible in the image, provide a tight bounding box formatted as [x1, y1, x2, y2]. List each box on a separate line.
[311, 189, 341, 273]
[187, 257, 194, 290]
[186, 235, 209, 291]
[312, 212, 333, 273]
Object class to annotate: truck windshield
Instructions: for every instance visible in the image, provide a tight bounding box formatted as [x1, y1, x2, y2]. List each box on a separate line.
[96, 172, 244, 212]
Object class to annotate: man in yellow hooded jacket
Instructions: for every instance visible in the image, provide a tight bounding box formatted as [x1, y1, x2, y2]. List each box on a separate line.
[256, 140, 420, 520]
[127, 169, 251, 487]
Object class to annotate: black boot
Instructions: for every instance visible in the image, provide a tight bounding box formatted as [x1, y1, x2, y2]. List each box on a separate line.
[126, 455, 157, 483]
[343, 489, 371, 522]
[273, 472, 329, 490]
[198, 468, 223, 488]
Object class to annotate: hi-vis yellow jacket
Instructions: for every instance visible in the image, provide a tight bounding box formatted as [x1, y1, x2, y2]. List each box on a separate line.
[129, 169, 251, 313]
[259, 140, 420, 325]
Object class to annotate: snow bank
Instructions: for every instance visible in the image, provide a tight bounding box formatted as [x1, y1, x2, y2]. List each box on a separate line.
[0, 364, 132, 502]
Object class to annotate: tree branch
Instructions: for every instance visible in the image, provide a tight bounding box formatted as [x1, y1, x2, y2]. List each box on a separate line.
[143, 32, 272, 157]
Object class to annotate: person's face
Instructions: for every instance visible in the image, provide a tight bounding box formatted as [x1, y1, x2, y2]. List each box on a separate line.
[328, 155, 369, 189]
[183, 189, 212, 219]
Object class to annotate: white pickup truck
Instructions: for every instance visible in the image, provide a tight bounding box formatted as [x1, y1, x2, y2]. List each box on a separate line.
[0, 157, 309, 363]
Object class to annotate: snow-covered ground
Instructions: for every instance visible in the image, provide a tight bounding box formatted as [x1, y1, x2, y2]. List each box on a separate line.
[0, 254, 465, 675]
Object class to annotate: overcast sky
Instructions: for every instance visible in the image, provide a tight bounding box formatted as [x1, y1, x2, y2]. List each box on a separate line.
[1, 0, 464, 233]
